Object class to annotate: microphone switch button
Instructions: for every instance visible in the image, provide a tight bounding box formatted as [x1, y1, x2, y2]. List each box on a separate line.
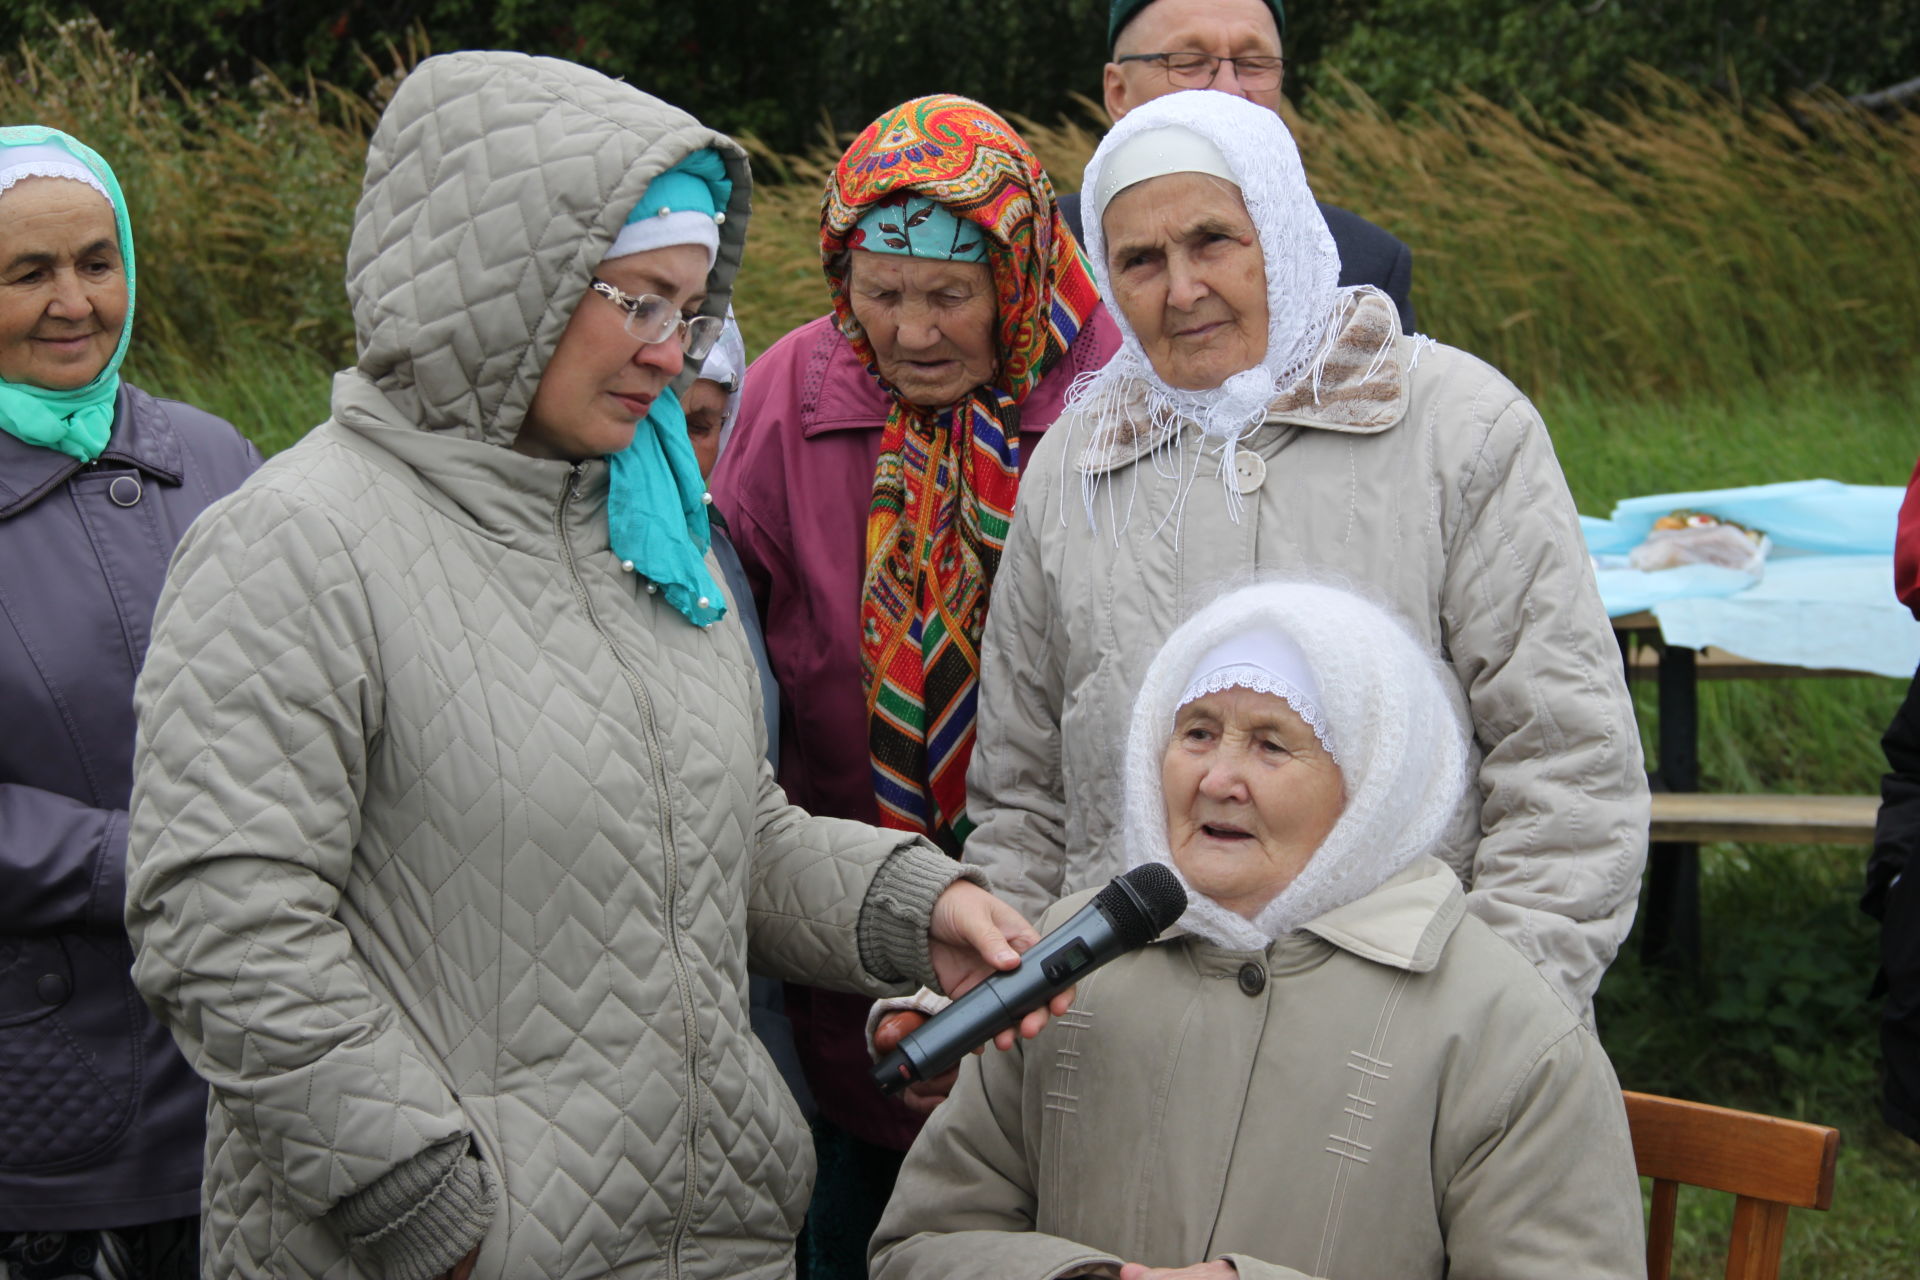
[1237, 962, 1267, 997]
[1043, 939, 1095, 984]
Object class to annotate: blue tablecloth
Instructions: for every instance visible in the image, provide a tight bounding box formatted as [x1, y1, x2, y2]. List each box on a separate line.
[1585, 480, 1917, 678]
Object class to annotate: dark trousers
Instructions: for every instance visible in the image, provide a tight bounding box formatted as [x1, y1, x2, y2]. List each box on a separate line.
[0, 1219, 197, 1280]
[1867, 663, 1920, 1143]
[795, 1118, 906, 1280]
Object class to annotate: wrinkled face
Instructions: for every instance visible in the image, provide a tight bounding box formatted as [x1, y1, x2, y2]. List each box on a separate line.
[1104, 0, 1286, 119]
[0, 177, 127, 390]
[846, 249, 997, 408]
[682, 376, 728, 478]
[516, 243, 709, 462]
[1103, 172, 1269, 391]
[1161, 685, 1345, 919]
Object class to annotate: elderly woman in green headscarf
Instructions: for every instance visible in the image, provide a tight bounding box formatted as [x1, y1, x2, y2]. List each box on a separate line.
[0, 126, 258, 1275]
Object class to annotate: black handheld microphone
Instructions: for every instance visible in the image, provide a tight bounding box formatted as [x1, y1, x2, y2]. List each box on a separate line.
[871, 863, 1187, 1095]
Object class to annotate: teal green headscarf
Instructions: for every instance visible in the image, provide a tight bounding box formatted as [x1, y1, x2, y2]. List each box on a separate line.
[609, 386, 725, 627]
[0, 127, 135, 462]
[851, 195, 989, 263]
[605, 149, 733, 629]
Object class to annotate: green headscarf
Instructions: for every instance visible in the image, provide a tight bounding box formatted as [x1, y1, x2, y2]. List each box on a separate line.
[604, 149, 732, 629]
[0, 127, 135, 462]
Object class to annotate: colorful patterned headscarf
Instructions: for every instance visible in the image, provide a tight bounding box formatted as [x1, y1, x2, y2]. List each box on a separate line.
[823, 94, 1101, 851]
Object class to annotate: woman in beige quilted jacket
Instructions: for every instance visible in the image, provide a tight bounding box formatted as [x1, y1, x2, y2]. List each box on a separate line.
[123, 53, 1058, 1280]
[961, 90, 1650, 1023]
[872, 581, 1645, 1280]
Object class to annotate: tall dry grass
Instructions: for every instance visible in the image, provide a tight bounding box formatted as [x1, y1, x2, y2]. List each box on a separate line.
[5, 19, 1915, 405]
[743, 81, 1920, 401]
[1282, 72, 1920, 398]
[1, 18, 385, 371]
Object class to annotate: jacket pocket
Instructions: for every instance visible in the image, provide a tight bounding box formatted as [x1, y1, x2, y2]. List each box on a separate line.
[0, 934, 72, 1028]
[0, 936, 139, 1169]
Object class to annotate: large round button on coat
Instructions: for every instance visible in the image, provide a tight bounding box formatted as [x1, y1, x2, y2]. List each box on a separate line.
[1231, 448, 1267, 494]
[37, 972, 70, 1005]
[1237, 962, 1267, 996]
[108, 475, 143, 507]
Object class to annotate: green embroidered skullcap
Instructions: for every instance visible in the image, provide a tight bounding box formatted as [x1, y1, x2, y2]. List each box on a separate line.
[851, 195, 989, 264]
[1109, 0, 1286, 53]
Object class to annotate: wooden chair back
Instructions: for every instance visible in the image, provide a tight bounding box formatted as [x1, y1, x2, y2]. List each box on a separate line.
[1624, 1090, 1840, 1280]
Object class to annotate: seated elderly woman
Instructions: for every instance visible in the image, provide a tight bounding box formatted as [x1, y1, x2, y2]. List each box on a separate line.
[872, 580, 1645, 1280]
[963, 90, 1648, 1021]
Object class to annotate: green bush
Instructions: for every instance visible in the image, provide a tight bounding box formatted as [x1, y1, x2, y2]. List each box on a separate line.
[9, 1, 1917, 153]
[1316, 0, 1920, 123]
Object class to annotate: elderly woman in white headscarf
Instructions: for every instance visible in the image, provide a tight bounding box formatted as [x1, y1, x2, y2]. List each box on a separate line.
[961, 89, 1648, 1020]
[872, 580, 1645, 1280]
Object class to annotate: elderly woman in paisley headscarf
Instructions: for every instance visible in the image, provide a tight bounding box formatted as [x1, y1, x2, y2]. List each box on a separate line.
[711, 94, 1117, 1276]
[961, 89, 1650, 1024]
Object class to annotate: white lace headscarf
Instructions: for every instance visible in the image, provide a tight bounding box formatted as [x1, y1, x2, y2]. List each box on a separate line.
[1123, 580, 1469, 949]
[1072, 90, 1349, 451]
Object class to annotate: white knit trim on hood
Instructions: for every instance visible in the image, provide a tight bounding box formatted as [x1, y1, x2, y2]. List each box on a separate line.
[1123, 580, 1470, 949]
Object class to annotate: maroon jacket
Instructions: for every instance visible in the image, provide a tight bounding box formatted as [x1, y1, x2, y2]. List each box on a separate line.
[712, 308, 1119, 1148]
[0, 383, 259, 1228]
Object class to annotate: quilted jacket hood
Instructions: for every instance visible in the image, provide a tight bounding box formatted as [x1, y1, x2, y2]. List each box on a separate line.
[346, 51, 751, 447]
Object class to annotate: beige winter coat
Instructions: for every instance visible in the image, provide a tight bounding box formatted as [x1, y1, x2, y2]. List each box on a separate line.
[871, 859, 1645, 1279]
[125, 53, 965, 1280]
[965, 293, 1648, 1015]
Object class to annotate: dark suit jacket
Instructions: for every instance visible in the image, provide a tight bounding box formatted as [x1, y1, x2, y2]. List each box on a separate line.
[1057, 189, 1416, 335]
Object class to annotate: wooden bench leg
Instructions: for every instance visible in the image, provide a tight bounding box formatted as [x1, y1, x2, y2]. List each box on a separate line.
[1643, 643, 1701, 970]
[1643, 842, 1702, 969]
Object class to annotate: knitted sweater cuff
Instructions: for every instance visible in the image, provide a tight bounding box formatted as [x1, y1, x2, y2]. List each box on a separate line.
[330, 1138, 496, 1280]
[858, 844, 988, 991]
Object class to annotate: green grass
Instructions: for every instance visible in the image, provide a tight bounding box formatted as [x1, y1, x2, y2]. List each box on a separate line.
[125, 330, 337, 457]
[1542, 374, 1920, 515]
[1598, 839, 1920, 1278]
[1552, 375, 1919, 1276]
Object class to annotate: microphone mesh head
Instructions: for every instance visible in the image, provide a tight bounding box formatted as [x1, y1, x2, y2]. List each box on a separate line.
[1094, 864, 1189, 949]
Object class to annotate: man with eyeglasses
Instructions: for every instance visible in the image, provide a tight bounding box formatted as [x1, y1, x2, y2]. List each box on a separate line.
[1058, 0, 1417, 333]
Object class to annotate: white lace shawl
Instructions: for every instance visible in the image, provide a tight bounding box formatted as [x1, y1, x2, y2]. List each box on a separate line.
[1122, 580, 1470, 949]
[1070, 91, 1348, 459]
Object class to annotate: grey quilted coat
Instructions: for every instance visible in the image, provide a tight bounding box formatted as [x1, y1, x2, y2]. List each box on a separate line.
[126, 53, 964, 1280]
[965, 292, 1649, 1018]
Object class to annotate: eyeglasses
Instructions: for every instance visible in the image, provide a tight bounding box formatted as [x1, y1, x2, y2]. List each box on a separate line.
[1114, 51, 1286, 91]
[590, 278, 724, 360]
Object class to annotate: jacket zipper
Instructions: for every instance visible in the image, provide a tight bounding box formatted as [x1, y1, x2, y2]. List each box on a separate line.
[554, 465, 704, 1278]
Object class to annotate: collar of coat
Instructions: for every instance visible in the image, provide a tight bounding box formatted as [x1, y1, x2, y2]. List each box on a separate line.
[327, 368, 613, 556]
[1076, 287, 1417, 477]
[0, 383, 186, 520]
[1164, 855, 1466, 975]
